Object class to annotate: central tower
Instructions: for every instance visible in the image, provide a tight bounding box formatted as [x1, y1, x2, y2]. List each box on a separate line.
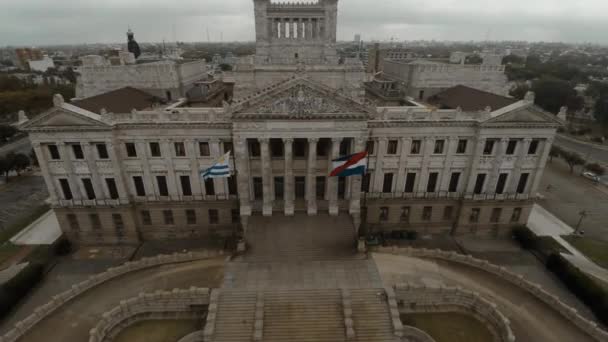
[253, 0, 339, 64]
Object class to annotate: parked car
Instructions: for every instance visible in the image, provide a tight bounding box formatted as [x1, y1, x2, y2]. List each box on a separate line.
[582, 171, 601, 183]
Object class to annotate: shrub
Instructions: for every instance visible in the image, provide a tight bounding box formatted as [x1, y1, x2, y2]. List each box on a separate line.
[0, 263, 44, 320]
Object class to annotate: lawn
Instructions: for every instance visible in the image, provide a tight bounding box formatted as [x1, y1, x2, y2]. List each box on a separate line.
[113, 320, 199, 342]
[563, 235, 608, 269]
[401, 313, 493, 342]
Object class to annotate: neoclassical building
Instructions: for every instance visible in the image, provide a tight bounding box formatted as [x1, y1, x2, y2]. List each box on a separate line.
[21, 0, 561, 245]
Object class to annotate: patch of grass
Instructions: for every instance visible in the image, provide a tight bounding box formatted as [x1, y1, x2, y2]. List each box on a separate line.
[563, 235, 608, 269]
[113, 320, 198, 342]
[401, 313, 493, 342]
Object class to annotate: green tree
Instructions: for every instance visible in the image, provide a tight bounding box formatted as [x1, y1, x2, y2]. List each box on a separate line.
[219, 63, 233, 72]
[12, 153, 30, 175]
[549, 145, 563, 163]
[594, 95, 608, 126]
[29, 148, 38, 167]
[562, 151, 585, 174]
[0, 125, 17, 142]
[0, 157, 11, 182]
[509, 84, 530, 100]
[532, 77, 584, 114]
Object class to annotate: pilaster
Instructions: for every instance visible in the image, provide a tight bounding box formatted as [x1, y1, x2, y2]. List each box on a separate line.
[59, 142, 81, 201]
[283, 138, 294, 216]
[416, 137, 434, 192]
[161, 139, 179, 199]
[395, 138, 411, 192]
[372, 138, 387, 193]
[530, 138, 553, 196]
[33, 143, 58, 204]
[186, 139, 203, 199]
[465, 137, 485, 193]
[307, 138, 318, 216]
[487, 138, 509, 193]
[209, 139, 226, 198]
[83, 143, 105, 201]
[328, 137, 342, 216]
[234, 138, 252, 217]
[260, 138, 272, 216]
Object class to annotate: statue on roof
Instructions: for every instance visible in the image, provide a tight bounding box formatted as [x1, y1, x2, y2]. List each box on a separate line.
[127, 28, 141, 59]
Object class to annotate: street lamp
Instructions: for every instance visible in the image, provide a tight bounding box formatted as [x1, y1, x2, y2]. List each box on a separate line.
[574, 210, 587, 235]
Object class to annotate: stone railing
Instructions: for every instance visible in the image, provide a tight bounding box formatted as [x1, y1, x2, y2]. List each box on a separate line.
[177, 331, 205, 342]
[401, 326, 436, 342]
[0, 250, 224, 342]
[395, 283, 514, 342]
[373, 247, 608, 342]
[89, 287, 210, 342]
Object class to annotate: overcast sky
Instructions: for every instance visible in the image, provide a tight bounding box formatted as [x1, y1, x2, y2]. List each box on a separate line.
[1, 0, 608, 46]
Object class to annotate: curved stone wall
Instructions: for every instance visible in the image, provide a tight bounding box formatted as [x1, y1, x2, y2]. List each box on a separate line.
[177, 331, 205, 342]
[401, 326, 436, 342]
[89, 287, 210, 342]
[373, 246, 608, 342]
[395, 283, 514, 342]
[0, 250, 224, 342]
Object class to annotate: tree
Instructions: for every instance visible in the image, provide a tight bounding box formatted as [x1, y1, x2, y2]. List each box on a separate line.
[0, 125, 17, 142]
[12, 153, 30, 175]
[502, 54, 525, 65]
[509, 84, 530, 100]
[585, 163, 606, 176]
[219, 63, 233, 72]
[465, 54, 483, 65]
[0, 157, 10, 182]
[562, 151, 585, 174]
[549, 145, 563, 163]
[594, 95, 608, 126]
[29, 148, 38, 167]
[532, 77, 584, 114]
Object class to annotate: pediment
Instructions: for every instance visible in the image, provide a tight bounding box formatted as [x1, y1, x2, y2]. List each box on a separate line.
[483, 106, 562, 125]
[20, 105, 110, 130]
[231, 78, 373, 119]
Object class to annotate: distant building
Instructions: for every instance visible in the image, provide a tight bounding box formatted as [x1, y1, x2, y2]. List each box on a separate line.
[28, 56, 55, 72]
[427, 85, 517, 111]
[14, 48, 43, 70]
[354, 34, 361, 44]
[367, 44, 412, 73]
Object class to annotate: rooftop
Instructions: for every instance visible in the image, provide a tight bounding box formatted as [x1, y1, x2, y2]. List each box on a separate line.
[427, 85, 517, 112]
[72, 87, 164, 114]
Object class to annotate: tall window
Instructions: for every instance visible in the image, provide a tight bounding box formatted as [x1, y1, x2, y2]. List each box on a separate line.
[293, 139, 306, 158]
[295, 176, 306, 199]
[228, 175, 237, 195]
[495, 173, 508, 194]
[490, 208, 502, 223]
[317, 139, 329, 157]
[410, 140, 421, 154]
[366, 140, 375, 155]
[404, 173, 416, 193]
[82, 178, 96, 200]
[516, 173, 529, 194]
[208, 209, 219, 224]
[199, 142, 210, 156]
[186, 209, 197, 225]
[180, 175, 192, 196]
[511, 208, 522, 222]
[448, 172, 461, 193]
[133, 176, 146, 196]
[338, 177, 346, 199]
[506, 140, 517, 155]
[223, 141, 233, 154]
[274, 176, 284, 200]
[125, 143, 137, 157]
[96, 143, 109, 159]
[474, 174, 486, 194]
[434, 140, 445, 154]
[422, 206, 432, 221]
[316, 176, 326, 199]
[150, 142, 161, 157]
[469, 208, 481, 223]
[400, 207, 410, 222]
[361, 173, 371, 193]
[204, 178, 215, 196]
[270, 139, 284, 158]
[483, 140, 496, 155]
[163, 210, 174, 225]
[89, 214, 102, 230]
[443, 206, 454, 220]
[67, 214, 79, 231]
[248, 140, 261, 157]
[48, 144, 61, 160]
[231, 209, 240, 223]
[72, 144, 84, 159]
[141, 210, 152, 225]
[387, 140, 398, 155]
[528, 140, 540, 155]
[174, 142, 186, 157]
[112, 214, 124, 232]
[382, 173, 393, 193]
[426, 172, 438, 193]
[456, 139, 467, 154]
[59, 178, 73, 200]
[379, 207, 389, 221]
[157, 176, 169, 197]
[253, 177, 263, 200]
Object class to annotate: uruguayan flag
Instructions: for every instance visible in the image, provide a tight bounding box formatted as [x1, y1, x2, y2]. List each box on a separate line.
[201, 152, 232, 180]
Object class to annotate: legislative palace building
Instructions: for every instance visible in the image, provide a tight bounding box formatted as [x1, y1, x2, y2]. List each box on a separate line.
[21, 0, 561, 245]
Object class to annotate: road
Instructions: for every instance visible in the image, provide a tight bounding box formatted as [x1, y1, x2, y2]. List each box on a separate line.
[0, 136, 31, 157]
[555, 134, 608, 165]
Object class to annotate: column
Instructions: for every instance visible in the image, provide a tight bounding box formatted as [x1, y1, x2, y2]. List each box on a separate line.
[138, 141, 155, 199]
[349, 138, 366, 233]
[487, 138, 509, 193]
[83, 143, 105, 202]
[209, 139, 226, 198]
[416, 137, 434, 193]
[286, 18, 292, 39]
[162, 139, 179, 199]
[529, 138, 553, 196]
[465, 138, 485, 193]
[328, 138, 342, 216]
[297, 18, 303, 39]
[277, 18, 283, 39]
[283, 138, 294, 216]
[307, 18, 313, 40]
[395, 138, 411, 192]
[271, 18, 277, 39]
[439, 137, 458, 192]
[186, 139, 203, 199]
[59, 142, 81, 201]
[107, 141, 129, 204]
[509, 138, 531, 193]
[260, 138, 272, 216]
[306, 138, 318, 215]
[372, 138, 387, 192]
[234, 138, 251, 218]
[33, 142, 58, 204]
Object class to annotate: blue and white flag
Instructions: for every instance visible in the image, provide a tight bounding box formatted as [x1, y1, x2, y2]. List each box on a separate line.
[200, 152, 232, 180]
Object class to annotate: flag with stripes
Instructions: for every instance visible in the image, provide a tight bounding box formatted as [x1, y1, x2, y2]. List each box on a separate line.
[329, 151, 368, 177]
[200, 152, 232, 180]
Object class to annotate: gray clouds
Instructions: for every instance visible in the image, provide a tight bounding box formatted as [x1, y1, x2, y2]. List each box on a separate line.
[0, 0, 607, 45]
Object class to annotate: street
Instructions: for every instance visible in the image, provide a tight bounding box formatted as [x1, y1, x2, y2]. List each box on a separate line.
[555, 134, 608, 165]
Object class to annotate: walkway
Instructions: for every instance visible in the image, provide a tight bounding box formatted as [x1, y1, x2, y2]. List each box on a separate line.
[528, 203, 608, 285]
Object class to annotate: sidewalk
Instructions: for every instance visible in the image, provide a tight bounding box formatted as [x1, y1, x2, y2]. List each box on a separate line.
[527, 204, 608, 285]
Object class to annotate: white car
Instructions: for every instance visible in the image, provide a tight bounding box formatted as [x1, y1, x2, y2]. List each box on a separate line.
[583, 172, 601, 183]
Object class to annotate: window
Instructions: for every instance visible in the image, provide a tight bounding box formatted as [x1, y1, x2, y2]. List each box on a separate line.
[426, 172, 438, 193]
[379, 207, 389, 221]
[228, 175, 237, 195]
[516, 173, 529, 194]
[410, 140, 421, 154]
[404, 173, 416, 193]
[163, 210, 174, 225]
[490, 208, 502, 223]
[253, 177, 263, 200]
[59, 178, 73, 200]
[495, 173, 508, 194]
[274, 177, 284, 199]
[448, 172, 460, 193]
[150, 142, 161, 157]
[418, 90, 425, 100]
[141, 210, 152, 225]
[422, 206, 432, 221]
[174, 142, 186, 157]
[180, 175, 192, 196]
[199, 142, 210, 156]
[295, 176, 306, 199]
[72, 144, 84, 159]
[133, 176, 146, 196]
[456, 139, 467, 154]
[434, 140, 445, 154]
[400, 207, 410, 222]
[112, 214, 124, 231]
[157, 176, 168, 197]
[474, 174, 486, 194]
[316, 176, 326, 199]
[511, 208, 522, 222]
[483, 140, 495, 155]
[317, 139, 329, 157]
[48, 144, 60, 160]
[361, 173, 371, 193]
[204, 178, 215, 196]
[80, 178, 95, 200]
[125, 143, 137, 157]
[186, 209, 196, 225]
[387, 140, 398, 155]
[293, 139, 306, 158]
[366, 140, 375, 155]
[443, 206, 454, 220]
[506, 140, 517, 155]
[339, 140, 350, 156]
[382, 173, 393, 193]
[231, 209, 240, 223]
[528, 139, 540, 155]
[67, 214, 79, 231]
[89, 214, 102, 230]
[338, 177, 346, 199]
[270, 139, 284, 158]
[469, 208, 480, 223]
[248, 140, 261, 157]
[223, 141, 233, 154]
[96, 143, 109, 159]
[209, 209, 219, 224]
